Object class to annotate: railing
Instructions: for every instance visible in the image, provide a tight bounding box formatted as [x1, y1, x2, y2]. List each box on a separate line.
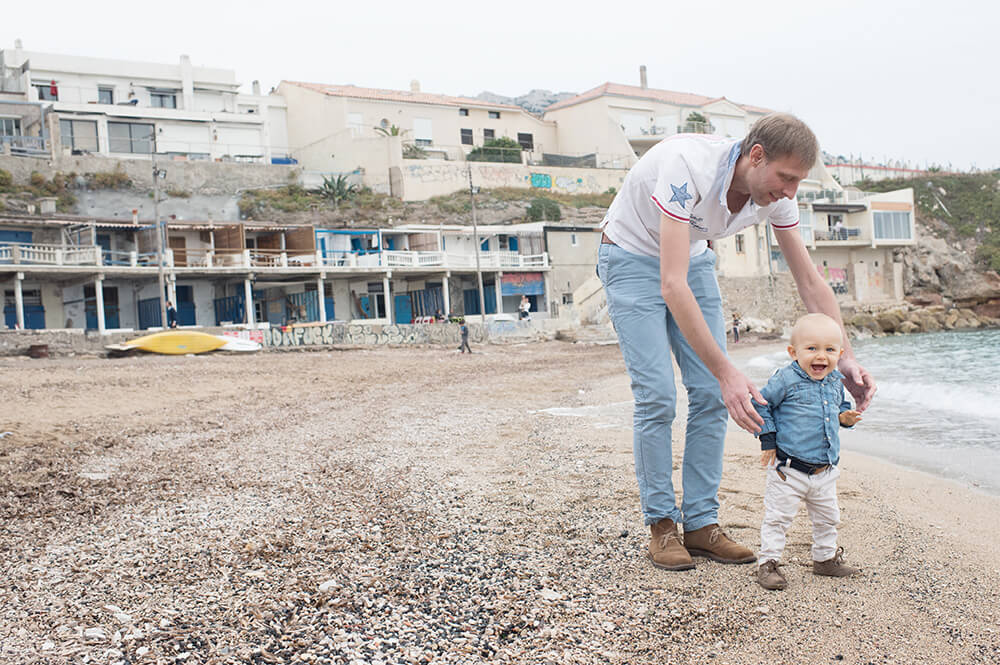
[677, 121, 715, 134]
[383, 250, 447, 267]
[813, 228, 868, 243]
[1, 135, 50, 156]
[0, 243, 101, 265]
[247, 249, 320, 268]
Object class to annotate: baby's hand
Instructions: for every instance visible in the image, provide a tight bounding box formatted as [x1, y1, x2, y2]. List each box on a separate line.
[839, 410, 863, 427]
[760, 449, 776, 467]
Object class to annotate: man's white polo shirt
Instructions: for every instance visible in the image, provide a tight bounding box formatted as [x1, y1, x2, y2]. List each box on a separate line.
[601, 134, 799, 258]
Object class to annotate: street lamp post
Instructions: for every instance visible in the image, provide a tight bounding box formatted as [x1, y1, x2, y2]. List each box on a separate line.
[152, 163, 168, 328]
[467, 165, 487, 321]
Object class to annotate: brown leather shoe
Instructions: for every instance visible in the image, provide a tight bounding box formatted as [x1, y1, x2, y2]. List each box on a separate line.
[683, 524, 756, 564]
[813, 547, 860, 577]
[757, 559, 787, 590]
[648, 518, 695, 571]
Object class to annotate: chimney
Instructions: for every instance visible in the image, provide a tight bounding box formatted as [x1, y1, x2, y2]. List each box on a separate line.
[131, 209, 139, 225]
[15, 38, 23, 49]
[410, 79, 420, 93]
[252, 80, 261, 96]
[640, 65, 648, 89]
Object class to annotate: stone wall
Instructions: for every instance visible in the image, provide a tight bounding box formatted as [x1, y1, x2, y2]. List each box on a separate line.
[718, 273, 806, 328]
[0, 154, 297, 196]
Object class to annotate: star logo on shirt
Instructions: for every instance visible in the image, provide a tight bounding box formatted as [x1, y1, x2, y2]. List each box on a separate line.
[669, 182, 693, 209]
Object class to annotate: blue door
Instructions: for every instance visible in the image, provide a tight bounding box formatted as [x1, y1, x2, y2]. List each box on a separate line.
[84, 285, 120, 329]
[96, 234, 112, 265]
[462, 287, 496, 315]
[4, 304, 45, 329]
[175, 285, 196, 325]
[0, 230, 32, 245]
[324, 297, 335, 320]
[138, 297, 161, 329]
[394, 294, 412, 324]
[508, 236, 518, 252]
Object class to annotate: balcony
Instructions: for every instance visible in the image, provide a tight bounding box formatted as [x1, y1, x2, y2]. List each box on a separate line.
[677, 121, 715, 134]
[1, 135, 50, 157]
[0, 243, 550, 272]
[812, 227, 871, 244]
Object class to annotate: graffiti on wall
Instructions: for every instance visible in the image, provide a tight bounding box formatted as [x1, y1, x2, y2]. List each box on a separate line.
[817, 265, 849, 295]
[263, 321, 543, 348]
[530, 173, 552, 189]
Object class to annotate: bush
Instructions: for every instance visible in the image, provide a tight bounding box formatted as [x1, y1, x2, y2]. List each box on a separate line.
[0, 169, 12, 190]
[29, 171, 46, 188]
[467, 137, 522, 163]
[527, 198, 561, 221]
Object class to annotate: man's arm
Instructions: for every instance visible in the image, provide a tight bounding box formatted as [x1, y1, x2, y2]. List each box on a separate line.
[659, 216, 767, 433]
[773, 227, 877, 411]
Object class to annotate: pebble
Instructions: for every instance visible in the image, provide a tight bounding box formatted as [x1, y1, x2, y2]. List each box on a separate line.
[83, 627, 106, 641]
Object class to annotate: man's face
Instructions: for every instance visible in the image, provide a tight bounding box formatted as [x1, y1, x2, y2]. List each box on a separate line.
[747, 148, 811, 207]
[787, 322, 844, 381]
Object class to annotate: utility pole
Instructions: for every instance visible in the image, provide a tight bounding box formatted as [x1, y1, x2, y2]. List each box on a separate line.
[468, 165, 487, 321]
[152, 162, 167, 328]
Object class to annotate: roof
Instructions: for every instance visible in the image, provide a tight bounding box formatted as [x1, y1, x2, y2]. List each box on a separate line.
[282, 81, 523, 111]
[543, 82, 773, 115]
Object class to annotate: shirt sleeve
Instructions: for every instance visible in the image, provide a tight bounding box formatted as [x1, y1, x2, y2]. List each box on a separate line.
[766, 198, 799, 230]
[753, 371, 787, 437]
[650, 157, 697, 224]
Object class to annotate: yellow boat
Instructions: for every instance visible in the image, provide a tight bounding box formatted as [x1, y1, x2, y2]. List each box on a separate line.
[109, 330, 228, 355]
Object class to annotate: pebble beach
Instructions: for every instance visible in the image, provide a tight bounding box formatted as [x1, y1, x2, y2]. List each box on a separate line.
[1, 341, 998, 664]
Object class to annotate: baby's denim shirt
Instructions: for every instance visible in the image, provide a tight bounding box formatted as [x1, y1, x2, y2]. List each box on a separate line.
[753, 362, 853, 465]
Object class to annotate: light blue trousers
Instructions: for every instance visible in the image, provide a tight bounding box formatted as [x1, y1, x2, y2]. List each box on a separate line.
[598, 243, 729, 530]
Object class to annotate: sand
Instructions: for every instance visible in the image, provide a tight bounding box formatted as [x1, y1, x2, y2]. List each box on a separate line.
[1, 341, 997, 664]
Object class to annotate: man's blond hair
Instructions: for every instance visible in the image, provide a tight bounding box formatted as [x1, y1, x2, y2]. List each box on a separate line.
[741, 113, 818, 169]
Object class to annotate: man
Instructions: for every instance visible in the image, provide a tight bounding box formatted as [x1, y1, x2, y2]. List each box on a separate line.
[166, 301, 178, 329]
[597, 113, 876, 571]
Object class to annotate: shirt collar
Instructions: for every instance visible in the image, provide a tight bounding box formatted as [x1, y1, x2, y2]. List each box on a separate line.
[789, 361, 844, 383]
[719, 140, 747, 212]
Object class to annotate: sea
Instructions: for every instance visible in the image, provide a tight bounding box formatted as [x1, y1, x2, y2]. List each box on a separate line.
[740, 328, 1000, 495]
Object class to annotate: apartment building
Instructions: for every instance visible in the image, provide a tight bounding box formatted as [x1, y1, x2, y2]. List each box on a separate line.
[0, 41, 289, 163]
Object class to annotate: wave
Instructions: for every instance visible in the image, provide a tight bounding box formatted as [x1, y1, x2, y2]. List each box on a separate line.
[876, 381, 1000, 423]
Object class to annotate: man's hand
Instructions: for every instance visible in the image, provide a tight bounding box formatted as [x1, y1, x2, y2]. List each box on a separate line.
[761, 449, 776, 467]
[718, 365, 767, 434]
[839, 410, 863, 427]
[838, 357, 876, 412]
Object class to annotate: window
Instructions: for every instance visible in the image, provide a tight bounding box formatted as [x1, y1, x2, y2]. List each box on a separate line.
[488, 111, 500, 119]
[59, 119, 98, 152]
[873, 211, 912, 240]
[570, 233, 578, 247]
[347, 112, 364, 135]
[798, 206, 814, 245]
[150, 91, 177, 108]
[562, 293, 574, 305]
[458, 108, 469, 116]
[109, 121, 154, 154]
[517, 132, 534, 150]
[34, 82, 58, 101]
[460, 128, 473, 145]
[483, 128, 494, 141]
[735, 233, 745, 254]
[413, 117, 433, 146]
[98, 86, 114, 105]
[0, 117, 21, 137]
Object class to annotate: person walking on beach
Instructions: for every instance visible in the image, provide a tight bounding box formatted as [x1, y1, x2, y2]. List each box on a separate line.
[597, 113, 876, 572]
[753, 313, 863, 590]
[458, 319, 471, 354]
[732, 312, 741, 343]
[166, 301, 178, 329]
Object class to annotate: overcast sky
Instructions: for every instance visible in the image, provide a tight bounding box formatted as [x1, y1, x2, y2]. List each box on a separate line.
[6, 0, 997, 170]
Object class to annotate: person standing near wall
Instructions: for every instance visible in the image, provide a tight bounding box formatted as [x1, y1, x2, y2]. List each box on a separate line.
[166, 301, 178, 329]
[597, 113, 876, 572]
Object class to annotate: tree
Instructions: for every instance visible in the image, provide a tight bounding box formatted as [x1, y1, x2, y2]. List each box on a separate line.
[319, 174, 359, 207]
[374, 124, 406, 137]
[467, 137, 522, 163]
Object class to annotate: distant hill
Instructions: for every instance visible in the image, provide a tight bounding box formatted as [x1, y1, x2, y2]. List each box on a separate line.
[475, 89, 577, 115]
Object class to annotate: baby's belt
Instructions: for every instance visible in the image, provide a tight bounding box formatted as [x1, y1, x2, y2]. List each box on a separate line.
[775, 447, 837, 476]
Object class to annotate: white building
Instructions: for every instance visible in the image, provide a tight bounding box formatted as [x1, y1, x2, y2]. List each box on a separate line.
[0, 41, 289, 163]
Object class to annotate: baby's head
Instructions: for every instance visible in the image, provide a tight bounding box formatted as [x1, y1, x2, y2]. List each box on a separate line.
[787, 313, 843, 380]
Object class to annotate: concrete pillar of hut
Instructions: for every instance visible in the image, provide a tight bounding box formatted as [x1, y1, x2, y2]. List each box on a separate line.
[317, 275, 327, 323]
[244, 278, 255, 328]
[495, 272, 503, 316]
[13, 272, 25, 329]
[442, 272, 451, 317]
[95, 276, 106, 334]
[383, 273, 393, 323]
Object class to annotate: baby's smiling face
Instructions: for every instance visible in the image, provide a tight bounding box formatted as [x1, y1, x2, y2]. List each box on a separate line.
[788, 315, 844, 380]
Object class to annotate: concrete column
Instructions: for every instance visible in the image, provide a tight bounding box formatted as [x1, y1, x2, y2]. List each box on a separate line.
[13, 272, 24, 329]
[317, 275, 327, 323]
[495, 272, 503, 315]
[383, 274, 393, 323]
[168, 277, 177, 307]
[95, 277, 106, 334]
[244, 278, 255, 327]
[543, 271, 552, 313]
[179, 55, 194, 110]
[442, 272, 451, 317]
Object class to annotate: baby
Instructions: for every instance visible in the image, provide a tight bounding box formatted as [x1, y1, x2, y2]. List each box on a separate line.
[753, 313, 863, 590]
